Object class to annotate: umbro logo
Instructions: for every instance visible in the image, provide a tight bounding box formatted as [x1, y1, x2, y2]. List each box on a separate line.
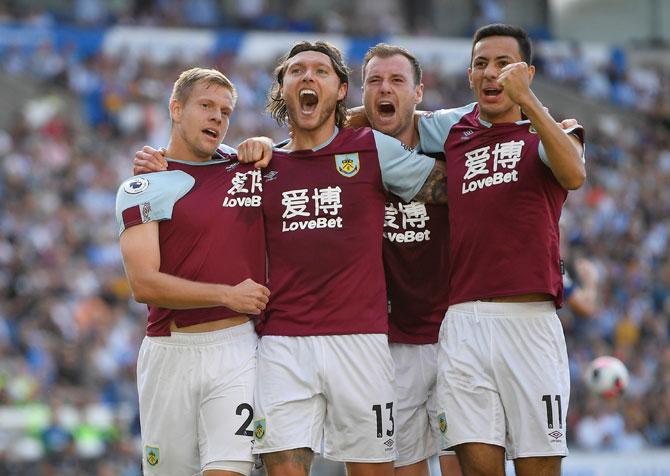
[263, 171, 279, 181]
[462, 130, 474, 139]
[383, 438, 394, 448]
[548, 430, 563, 440]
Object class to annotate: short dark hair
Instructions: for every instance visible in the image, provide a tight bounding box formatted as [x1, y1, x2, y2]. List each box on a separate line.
[362, 43, 422, 85]
[471, 23, 533, 64]
[267, 41, 350, 128]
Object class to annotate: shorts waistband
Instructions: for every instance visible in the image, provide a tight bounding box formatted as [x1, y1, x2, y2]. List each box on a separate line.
[147, 320, 255, 346]
[449, 300, 556, 317]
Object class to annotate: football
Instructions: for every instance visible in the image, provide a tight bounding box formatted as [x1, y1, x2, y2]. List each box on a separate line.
[583, 356, 630, 398]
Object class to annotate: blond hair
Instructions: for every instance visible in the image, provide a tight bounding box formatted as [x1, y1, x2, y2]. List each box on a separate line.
[170, 67, 237, 106]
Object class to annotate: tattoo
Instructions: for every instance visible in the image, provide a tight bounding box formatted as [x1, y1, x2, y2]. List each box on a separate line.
[262, 448, 313, 476]
[413, 162, 448, 204]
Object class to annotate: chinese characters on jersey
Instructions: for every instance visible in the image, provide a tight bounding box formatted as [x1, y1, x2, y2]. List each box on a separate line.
[222, 169, 263, 207]
[281, 186, 344, 232]
[384, 200, 431, 243]
[462, 140, 524, 194]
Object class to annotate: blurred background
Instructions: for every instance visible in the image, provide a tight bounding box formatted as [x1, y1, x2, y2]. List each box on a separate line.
[0, 0, 669, 474]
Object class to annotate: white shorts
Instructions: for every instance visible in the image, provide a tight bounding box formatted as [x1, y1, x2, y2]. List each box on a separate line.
[390, 343, 454, 467]
[137, 321, 257, 476]
[436, 301, 570, 460]
[253, 334, 396, 463]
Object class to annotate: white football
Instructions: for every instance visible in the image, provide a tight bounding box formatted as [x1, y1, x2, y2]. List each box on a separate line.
[583, 356, 629, 398]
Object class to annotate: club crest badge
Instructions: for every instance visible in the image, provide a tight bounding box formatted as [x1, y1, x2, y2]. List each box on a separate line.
[335, 153, 360, 177]
[254, 419, 266, 440]
[145, 445, 160, 466]
[438, 412, 448, 434]
[123, 177, 149, 194]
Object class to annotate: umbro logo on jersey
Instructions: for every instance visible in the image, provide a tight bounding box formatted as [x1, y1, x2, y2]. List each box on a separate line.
[263, 171, 279, 181]
[383, 438, 394, 448]
[462, 130, 474, 139]
[335, 153, 360, 177]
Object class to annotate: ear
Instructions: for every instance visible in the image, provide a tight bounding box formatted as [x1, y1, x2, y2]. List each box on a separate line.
[337, 82, 348, 101]
[527, 64, 536, 83]
[170, 99, 182, 123]
[467, 68, 474, 90]
[415, 82, 424, 106]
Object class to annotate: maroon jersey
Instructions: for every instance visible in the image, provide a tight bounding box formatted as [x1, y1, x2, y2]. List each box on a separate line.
[419, 103, 581, 308]
[383, 155, 450, 344]
[257, 127, 436, 336]
[116, 152, 265, 336]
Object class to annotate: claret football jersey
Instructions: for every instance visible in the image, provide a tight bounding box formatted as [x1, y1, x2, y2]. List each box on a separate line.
[384, 152, 450, 345]
[115, 147, 265, 336]
[419, 103, 584, 307]
[257, 127, 436, 336]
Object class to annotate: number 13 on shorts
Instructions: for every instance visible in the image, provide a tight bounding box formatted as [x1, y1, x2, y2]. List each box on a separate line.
[372, 402, 395, 438]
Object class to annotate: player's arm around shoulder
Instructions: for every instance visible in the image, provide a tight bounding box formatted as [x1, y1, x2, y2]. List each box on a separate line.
[500, 62, 586, 190]
[115, 172, 270, 314]
[372, 130, 448, 205]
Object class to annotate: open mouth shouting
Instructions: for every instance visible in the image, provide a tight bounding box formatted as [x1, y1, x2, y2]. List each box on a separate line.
[299, 89, 319, 115]
[377, 100, 396, 119]
[482, 86, 503, 100]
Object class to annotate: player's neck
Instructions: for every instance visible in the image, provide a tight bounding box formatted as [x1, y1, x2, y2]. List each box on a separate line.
[285, 121, 338, 151]
[165, 137, 212, 163]
[479, 105, 523, 125]
[394, 125, 419, 149]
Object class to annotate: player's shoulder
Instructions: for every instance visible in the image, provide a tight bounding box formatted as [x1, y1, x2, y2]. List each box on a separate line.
[116, 171, 195, 209]
[335, 127, 377, 149]
[115, 171, 195, 235]
[118, 170, 193, 194]
[426, 102, 478, 123]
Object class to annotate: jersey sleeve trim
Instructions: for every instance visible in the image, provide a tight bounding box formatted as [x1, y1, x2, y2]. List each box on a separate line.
[538, 125, 586, 166]
[115, 170, 195, 236]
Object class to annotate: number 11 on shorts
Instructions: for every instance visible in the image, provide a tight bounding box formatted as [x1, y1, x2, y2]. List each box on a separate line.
[372, 402, 395, 438]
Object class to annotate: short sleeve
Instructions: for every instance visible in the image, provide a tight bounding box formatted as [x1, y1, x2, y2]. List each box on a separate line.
[538, 125, 586, 166]
[418, 103, 477, 153]
[372, 130, 435, 203]
[115, 170, 195, 236]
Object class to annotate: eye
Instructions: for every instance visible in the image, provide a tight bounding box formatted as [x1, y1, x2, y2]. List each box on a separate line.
[201, 103, 209, 109]
[474, 61, 486, 69]
[317, 68, 328, 75]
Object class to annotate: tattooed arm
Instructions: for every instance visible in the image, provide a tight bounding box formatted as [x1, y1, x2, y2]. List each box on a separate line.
[412, 160, 448, 204]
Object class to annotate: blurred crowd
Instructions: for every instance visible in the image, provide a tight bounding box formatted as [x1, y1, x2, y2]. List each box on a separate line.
[0, 18, 669, 476]
[535, 43, 670, 119]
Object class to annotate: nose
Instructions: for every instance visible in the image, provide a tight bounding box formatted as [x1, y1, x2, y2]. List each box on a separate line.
[210, 109, 222, 124]
[484, 62, 499, 79]
[379, 78, 392, 94]
[302, 68, 315, 82]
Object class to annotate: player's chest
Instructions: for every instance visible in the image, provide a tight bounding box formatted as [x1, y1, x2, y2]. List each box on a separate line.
[172, 168, 263, 225]
[262, 154, 382, 210]
[446, 127, 541, 197]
